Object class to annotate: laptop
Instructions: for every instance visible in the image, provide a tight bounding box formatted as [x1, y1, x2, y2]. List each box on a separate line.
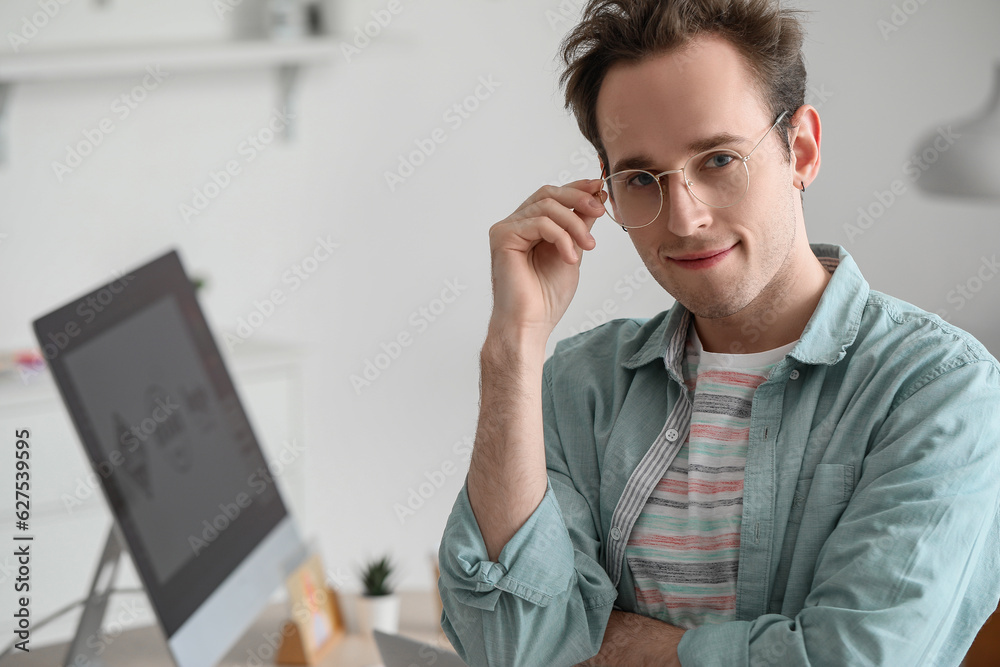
[373, 629, 467, 667]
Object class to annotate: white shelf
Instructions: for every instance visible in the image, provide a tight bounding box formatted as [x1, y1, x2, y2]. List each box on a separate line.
[0, 37, 339, 83]
[0, 37, 339, 162]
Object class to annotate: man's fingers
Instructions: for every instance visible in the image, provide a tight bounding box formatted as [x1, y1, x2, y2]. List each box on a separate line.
[566, 180, 607, 235]
[575, 189, 606, 224]
[530, 217, 582, 264]
[496, 216, 580, 265]
[574, 188, 607, 234]
[495, 178, 605, 269]
[519, 197, 599, 252]
[517, 179, 605, 218]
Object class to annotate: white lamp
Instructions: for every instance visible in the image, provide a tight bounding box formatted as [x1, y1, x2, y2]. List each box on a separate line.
[914, 62, 1000, 202]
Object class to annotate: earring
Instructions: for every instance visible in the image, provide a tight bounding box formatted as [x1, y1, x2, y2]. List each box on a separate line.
[800, 181, 807, 193]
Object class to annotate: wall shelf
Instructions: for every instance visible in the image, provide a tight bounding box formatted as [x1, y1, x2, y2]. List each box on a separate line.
[0, 37, 339, 162]
[0, 38, 338, 81]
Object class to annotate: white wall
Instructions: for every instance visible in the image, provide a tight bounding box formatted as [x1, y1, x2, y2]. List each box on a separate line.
[1, 0, 998, 621]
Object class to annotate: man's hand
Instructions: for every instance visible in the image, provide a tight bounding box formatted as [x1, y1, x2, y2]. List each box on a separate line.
[576, 610, 686, 667]
[487, 178, 606, 342]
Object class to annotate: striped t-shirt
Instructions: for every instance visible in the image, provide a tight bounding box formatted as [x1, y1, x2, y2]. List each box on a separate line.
[623, 319, 798, 628]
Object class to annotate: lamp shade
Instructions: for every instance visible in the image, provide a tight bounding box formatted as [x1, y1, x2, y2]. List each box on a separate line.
[914, 62, 1000, 202]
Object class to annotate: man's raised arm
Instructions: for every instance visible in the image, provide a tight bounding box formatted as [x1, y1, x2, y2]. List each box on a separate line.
[437, 179, 622, 667]
[466, 178, 603, 561]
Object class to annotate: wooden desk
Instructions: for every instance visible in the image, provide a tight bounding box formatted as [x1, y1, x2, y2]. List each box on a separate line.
[8, 590, 457, 667]
[963, 604, 1000, 667]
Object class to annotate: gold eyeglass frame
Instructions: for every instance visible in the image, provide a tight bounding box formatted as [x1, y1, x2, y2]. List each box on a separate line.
[603, 110, 790, 230]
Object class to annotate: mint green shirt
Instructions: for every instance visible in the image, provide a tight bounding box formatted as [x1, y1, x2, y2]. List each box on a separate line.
[437, 243, 1000, 666]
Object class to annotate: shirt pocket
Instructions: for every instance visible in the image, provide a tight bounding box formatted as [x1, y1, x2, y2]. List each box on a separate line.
[788, 462, 855, 524]
[769, 463, 856, 614]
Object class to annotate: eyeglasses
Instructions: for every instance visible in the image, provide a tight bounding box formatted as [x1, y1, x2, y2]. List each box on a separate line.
[602, 111, 789, 230]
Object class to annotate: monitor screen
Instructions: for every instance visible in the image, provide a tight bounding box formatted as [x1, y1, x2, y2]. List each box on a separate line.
[34, 250, 293, 646]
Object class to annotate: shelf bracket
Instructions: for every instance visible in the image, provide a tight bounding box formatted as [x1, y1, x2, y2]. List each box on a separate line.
[0, 82, 11, 167]
[277, 64, 301, 142]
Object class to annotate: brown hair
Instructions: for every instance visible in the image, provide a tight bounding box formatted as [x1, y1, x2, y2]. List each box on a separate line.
[559, 0, 808, 173]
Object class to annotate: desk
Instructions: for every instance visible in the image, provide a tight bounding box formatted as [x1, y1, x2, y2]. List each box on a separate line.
[8, 590, 457, 667]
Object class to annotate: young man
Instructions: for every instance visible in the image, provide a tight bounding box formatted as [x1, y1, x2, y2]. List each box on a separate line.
[437, 1, 1000, 665]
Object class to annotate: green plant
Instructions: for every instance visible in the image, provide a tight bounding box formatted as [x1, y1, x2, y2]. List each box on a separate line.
[359, 555, 395, 596]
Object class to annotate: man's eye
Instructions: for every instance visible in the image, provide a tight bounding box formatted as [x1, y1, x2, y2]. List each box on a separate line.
[701, 152, 737, 169]
[626, 172, 657, 188]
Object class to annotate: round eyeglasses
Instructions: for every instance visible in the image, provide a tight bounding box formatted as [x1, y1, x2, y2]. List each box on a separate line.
[602, 111, 788, 230]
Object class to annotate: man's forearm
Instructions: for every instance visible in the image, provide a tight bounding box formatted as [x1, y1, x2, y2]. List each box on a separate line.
[578, 611, 686, 667]
[466, 327, 549, 562]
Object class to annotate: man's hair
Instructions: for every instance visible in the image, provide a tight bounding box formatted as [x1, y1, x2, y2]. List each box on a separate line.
[559, 0, 808, 174]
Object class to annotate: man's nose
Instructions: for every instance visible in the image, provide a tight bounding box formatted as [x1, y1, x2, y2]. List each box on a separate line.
[658, 171, 712, 236]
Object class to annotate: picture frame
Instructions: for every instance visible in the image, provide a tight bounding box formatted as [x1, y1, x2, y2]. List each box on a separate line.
[276, 552, 345, 664]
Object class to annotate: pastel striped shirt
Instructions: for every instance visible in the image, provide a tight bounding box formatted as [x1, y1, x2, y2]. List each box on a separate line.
[624, 319, 798, 628]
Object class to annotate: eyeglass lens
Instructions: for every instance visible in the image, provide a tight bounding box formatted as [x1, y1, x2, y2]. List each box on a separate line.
[603, 149, 750, 228]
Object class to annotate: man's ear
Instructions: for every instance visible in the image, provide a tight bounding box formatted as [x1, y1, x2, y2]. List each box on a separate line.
[790, 104, 821, 191]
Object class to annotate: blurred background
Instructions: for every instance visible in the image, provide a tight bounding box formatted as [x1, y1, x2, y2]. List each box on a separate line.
[0, 0, 998, 647]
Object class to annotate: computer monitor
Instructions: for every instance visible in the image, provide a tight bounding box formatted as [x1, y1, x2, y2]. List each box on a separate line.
[33, 249, 307, 667]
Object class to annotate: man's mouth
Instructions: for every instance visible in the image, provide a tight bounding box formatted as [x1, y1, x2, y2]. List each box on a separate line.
[666, 244, 736, 269]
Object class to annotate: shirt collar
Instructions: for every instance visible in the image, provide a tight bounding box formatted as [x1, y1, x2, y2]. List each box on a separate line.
[622, 243, 869, 370]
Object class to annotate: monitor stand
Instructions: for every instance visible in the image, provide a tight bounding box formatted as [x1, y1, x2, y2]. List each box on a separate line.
[63, 526, 167, 667]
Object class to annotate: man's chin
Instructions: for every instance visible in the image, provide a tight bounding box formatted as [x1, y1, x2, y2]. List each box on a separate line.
[675, 292, 754, 321]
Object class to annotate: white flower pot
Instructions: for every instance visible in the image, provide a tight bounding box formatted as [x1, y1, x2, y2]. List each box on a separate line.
[357, 593, 400, 637]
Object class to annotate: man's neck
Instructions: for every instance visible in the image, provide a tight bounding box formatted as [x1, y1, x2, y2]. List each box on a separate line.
[693, 248, 833, 355]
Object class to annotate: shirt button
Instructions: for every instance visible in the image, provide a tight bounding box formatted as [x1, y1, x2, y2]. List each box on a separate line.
[665, 428, 679, 442]
[611, 527, 622, 540]
[789, 370, 800, 380]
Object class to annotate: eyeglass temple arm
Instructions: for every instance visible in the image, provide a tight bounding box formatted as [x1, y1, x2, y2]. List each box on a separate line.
[744, 110, 789, 161]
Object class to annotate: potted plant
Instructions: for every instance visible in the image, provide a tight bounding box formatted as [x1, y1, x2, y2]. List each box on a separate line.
[356, 555, 400, 636]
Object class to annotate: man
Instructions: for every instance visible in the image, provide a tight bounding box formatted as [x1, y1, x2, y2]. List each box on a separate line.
[437, 1, 1000, 665]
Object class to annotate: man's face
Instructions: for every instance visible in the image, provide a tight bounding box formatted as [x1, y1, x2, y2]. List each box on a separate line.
[595, 33, 800, 320]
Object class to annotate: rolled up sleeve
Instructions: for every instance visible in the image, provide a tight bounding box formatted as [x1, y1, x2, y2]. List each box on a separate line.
[437, 357, 619, 666]
[678, 359, 1000, 666]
